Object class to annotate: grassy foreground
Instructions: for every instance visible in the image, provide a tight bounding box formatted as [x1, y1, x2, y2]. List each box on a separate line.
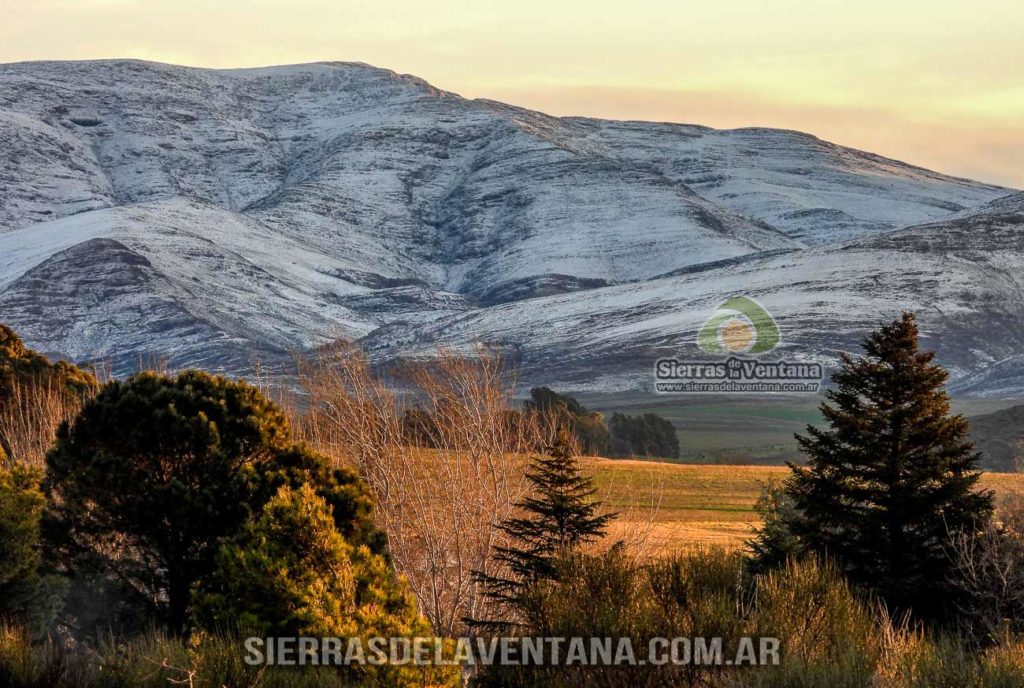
[586, 459, 1024, 552]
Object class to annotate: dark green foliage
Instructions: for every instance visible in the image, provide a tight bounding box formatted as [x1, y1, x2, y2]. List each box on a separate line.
[194, 482, 414, 634]
[0, 466, 65, 637]
[524, 387, 589, 418]
[192, 483, 454, 686]
[607, 412, 680, 459]
[787, 312, 994, 620]
[253, 443, 386, 556]
[746, 478, 802, 575]
[524, 387, 610, 455]
[43, 370, 384, 636]
[473, 432, 614, 629]
[570, 414, 611, 456]
[0, 467, 43, 599]
[474, 546, 661, 688]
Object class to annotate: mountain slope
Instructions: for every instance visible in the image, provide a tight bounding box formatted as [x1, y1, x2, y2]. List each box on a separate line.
[0, 60, 805, 301]
[364, 193, 1024, 394]
[0, 198, 475, 368]
[0, 59, 1018, 389]
[968, 403, 1024, 471]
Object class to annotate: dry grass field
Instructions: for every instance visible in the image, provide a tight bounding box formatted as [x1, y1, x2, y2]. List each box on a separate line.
[585, 459, 1024, 553]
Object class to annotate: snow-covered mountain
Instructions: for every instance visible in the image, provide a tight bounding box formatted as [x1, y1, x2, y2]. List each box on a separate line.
[0, 59, 1019, 393]
[365, 192, 1024, 394]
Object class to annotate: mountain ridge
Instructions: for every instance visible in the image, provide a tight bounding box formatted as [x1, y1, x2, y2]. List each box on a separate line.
[0, 59, 1020, 392]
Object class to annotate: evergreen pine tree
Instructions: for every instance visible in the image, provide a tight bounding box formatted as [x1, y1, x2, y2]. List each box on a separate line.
[44, 370, 385, 636]
[787, 312, 993, 619]
[472, 430, 614, 629]
[746, 478, 802, 575]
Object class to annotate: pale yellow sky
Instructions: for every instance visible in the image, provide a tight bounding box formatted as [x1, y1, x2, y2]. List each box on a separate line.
[3, 0, 1022, 187]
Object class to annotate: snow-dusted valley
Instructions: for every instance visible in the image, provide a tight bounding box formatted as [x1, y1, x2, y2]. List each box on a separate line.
[1, 59, 1021, 394]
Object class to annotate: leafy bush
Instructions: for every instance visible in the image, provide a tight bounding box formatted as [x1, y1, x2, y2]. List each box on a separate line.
[745, 478, 802, 575]
[194, 483, 361, 635]
[0, 324, 96, 402]
[0, 623, 395, 688]
[473, 546, 1024, 688]
[648, 547, 747, 640]
[475, 547, 746, 688]
[0, 465, 65, 636]
[742, 558, 879, 687]
[193, 482, 440, 686]
[475, 546, 665, 688]
[0, 623, 91, 688]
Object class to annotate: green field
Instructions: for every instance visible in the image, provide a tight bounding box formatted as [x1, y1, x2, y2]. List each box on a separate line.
[576, 393, 1023, 464]
[584, 458, 1024, 553]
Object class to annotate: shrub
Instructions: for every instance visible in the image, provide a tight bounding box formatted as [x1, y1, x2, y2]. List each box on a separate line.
[0, 324, 96, 401]
[196, 484, 459, 688]
[977, 640, 1024, 687]
[745, 478, 802, 575]
[474, 546, 667, 688]
[0, 623, 399, 688]
[194, 483, 432, 649]
[475, 547, 748, 688]
[194, 483, 360, 636]
[743, 558, 879, 687]
[947, 493, 1024, 645]
[0, 465, 65, 636]
[648, 547, 747, 640]
[0, 623, 88, 688]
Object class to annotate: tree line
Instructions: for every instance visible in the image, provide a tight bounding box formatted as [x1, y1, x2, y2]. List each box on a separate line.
[396, 385, 680, 460]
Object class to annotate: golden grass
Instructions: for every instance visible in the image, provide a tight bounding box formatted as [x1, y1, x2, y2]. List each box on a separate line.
[584, 459, 1024, 553]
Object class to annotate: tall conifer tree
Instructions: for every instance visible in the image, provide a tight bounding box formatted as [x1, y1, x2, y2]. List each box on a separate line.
[472, 430, 613, 629]
[788, 312, 993, 618]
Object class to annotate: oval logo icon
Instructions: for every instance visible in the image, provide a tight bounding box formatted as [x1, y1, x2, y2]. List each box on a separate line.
[697, 296, 780, 354]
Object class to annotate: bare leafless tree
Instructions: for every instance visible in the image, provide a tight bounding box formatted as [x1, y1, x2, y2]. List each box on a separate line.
[292, 344, 557, 635]
[0, 377, 95, 469]
[948, 491, 1024, 644]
